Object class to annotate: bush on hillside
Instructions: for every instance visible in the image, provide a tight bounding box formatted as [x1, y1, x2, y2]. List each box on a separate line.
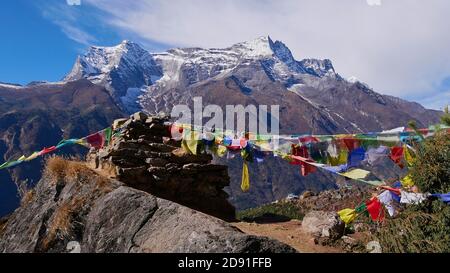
[411, 131, 450, 193]
[378, 128, 450, 253]
[237, 201, 304, 222]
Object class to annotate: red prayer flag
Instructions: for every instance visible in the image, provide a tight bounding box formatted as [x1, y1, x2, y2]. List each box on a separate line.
[380, 186, 401, 196]
[389, 146, 404, 168]
[86, 132, 105, 149]
[291, 145, 317, 176]
[299, 136, 319, 144]
[366, 197, 385, 222]
[342, 138, 360, 151]
[39, 146, 57, 156]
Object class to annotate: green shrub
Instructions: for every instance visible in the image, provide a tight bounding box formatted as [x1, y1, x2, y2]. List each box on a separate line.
[378, 201, 450, 253]
[237, 201, 304, 222]
[378, 126, 450, 253]
[440, 106, 450, 126]
[410, 131, 450, 193]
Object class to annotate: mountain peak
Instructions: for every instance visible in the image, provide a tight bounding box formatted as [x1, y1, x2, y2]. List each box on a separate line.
[232, 35, 274, 57]
[120, 39, 131, 45]
[65, 40, 159, 81]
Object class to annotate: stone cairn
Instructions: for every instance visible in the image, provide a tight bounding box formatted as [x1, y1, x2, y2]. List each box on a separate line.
[87, 112, 235, 221]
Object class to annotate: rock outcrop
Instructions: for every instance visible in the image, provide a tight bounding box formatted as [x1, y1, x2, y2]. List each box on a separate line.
[302, 211, 345, 241]
[0, 158, 296, 253]
[87, 112, 235, 221]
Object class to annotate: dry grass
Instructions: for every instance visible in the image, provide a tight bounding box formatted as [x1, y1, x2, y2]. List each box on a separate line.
[21, 189, 35, 206]
[40, 156, 114, 250]
[44, 156, 87, 184]
[42, 197, 85, 250]
[44, 156, 112, 190]
[0, 218, 7, 237]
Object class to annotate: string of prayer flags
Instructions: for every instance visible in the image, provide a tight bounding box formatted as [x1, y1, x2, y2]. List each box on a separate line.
[0, 127, 114, 172]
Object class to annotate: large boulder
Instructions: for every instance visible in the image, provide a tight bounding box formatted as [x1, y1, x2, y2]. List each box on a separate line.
[301, 211, 345, 240]
[0, 159, 296, 253]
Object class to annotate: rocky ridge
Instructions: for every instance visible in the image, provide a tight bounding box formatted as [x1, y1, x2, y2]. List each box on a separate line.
[0, 157, 296, 253]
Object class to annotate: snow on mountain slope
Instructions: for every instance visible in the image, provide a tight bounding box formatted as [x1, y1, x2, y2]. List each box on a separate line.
[64, 36, 343, 113]
[150, 36, 338, 88]
[65, 40, 163, 112]
[62, 36, 440, 134]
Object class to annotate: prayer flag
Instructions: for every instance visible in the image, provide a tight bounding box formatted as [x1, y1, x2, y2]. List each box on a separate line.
[366, 197, 385, 222]
[338, 208, 357, 225]
[241, 161, 250, 192]
[341, 169, 370, 180]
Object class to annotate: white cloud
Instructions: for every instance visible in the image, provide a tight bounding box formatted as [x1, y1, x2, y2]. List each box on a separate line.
[56, 20, 96, 45]
[419, 90, 450, 110]
[76, 0, 450, 109]
[40, 1, 96, 46]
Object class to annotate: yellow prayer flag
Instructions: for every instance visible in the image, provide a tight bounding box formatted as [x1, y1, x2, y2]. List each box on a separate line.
[25, 152, 40, 162]
[17, 155, 26, 162]
[401, 174, 415, 187]
[338, 208, 357, 225]
[403, 145, 415, 167]
[181, 130, 200, 155]
[328, 149, 348, 166]
[241, 161, 250, 192]
[215, 145, 227, 157]
[341, 169, 370, 180]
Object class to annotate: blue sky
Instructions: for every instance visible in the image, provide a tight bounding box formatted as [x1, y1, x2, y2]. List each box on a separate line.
[0, 0, 449, 110]
[0, 0, 169, 84]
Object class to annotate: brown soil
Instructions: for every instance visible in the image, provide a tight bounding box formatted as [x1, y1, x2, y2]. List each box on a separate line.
[234, 220, 345, 253]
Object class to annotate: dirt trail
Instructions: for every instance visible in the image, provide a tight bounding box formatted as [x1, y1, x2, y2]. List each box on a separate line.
[234, 220, 345, 253]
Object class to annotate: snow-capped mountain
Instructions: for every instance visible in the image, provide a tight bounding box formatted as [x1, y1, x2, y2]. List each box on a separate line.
[65, 40, 163, 112]
[149, 36, 339, 91]
[64, 36, 440, 136]
[65, 36, 341, 113]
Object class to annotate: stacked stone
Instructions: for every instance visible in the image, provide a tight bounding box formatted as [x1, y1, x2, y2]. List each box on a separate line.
[87, 112, 235, 221]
